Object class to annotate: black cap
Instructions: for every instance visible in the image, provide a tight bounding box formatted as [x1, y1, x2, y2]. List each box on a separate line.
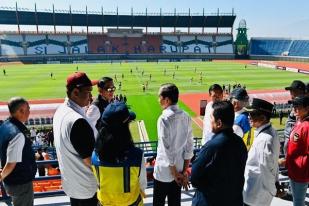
[245, 98, 274, 114]
[285, 80, 306, 91]
[230, 88, 249, 101]
[288, 96, 309, 107]
[101, 102, 136, 126]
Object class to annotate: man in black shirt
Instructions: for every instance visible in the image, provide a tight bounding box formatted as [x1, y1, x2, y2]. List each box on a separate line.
[86, 77, 115, 133]
[191, 101, 248, 206]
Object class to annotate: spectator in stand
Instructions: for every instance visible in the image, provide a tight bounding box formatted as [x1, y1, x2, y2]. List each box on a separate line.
[191, 101, 247, 206]
[91, 102, 147, 205]
[243, 98, 280, 206]
[283, 80, 306, 155]
[30, 127, 36, 141]
[230, 88, 250, 138]
[0, 97, 37, 206]
[279, 110, 284, 125]
[46, 130, 54, 147]
[53, 72, 97, 206]
[86, 77, 115, 135]
[280, 96, 309, 206]
[153, 83, 194, 206]
[35, 148, 45, 177]
[202, 84, 223, 145]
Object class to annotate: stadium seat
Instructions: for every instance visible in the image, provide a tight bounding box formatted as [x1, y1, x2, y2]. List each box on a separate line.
[34, 118, 41, 125]
[33, 185, 43, 192]
[29, 118, 34, 125]
[40, 117, 46, 125]
[45, 117, 51, 124]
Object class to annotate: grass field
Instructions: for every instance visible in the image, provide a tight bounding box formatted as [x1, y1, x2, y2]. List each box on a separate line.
[0, 62, 308, 140]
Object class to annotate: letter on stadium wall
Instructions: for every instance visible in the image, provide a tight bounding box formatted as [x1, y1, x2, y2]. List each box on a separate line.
[71, 47, 80, 54]
[160, 45, 166, 53]
[34, 46, 44, 55]
[194, 46, 201, 53]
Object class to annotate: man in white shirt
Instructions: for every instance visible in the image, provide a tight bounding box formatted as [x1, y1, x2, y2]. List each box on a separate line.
[202, 84, 223, 145]
[243, 98, 280, 206]
[153, 83, 194, 206]
[53, 72, 98, 206]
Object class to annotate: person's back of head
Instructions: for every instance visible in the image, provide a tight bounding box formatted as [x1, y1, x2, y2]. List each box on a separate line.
[158, 83, 179, 108]
[96, 102, 136, 162]
[229, 88, 249, 112]
[212, 101, 235, 133]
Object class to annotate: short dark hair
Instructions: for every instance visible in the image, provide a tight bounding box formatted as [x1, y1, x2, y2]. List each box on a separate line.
[8, 97, 28, 114]
[209, 84, 223, 94]
[212, 101, 235, 127]
[98, 77, 113, 89]
[159, 83, 179, 104]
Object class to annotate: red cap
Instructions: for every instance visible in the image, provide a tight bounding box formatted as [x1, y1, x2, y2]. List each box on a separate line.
[66, 72, 97, 89]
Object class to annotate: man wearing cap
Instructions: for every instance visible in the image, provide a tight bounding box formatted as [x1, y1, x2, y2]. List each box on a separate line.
[230, 88, 251, 138]
[86, 77, 115, 134]
[283, 80, 306, 155]
[281, 96, 309, 206]
[243, 98, 280, 206]
[153, 83, 194, 206]
[53, 72, 97, 206]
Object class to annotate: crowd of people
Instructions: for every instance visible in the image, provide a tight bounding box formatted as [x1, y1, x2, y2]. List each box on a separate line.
[0, 71, 308, 206]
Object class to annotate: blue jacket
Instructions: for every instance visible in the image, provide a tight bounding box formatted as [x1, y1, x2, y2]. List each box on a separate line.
[0, 118, 37, 185]
[191, 128, 248, 206]
[235, 112, 250, 135]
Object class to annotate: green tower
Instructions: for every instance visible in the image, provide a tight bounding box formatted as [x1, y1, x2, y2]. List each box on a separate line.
[235, 19, 249, 57]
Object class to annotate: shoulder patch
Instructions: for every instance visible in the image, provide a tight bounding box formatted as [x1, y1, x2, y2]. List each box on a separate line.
[293, 133, 300, 142]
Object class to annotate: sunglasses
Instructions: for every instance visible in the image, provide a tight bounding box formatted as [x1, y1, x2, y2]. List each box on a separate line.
[104, 86, 116, 92]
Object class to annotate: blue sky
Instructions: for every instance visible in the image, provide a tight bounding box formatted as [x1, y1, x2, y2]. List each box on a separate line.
[1, 0, 309, 39]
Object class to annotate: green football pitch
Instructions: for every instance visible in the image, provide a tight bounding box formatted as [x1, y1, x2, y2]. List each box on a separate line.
[0, 62, 308, 140]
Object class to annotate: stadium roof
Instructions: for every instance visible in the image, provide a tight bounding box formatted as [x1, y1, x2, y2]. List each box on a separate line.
[0, 8, 236, 28]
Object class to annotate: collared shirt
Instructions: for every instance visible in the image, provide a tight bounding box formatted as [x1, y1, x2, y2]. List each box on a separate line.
[243, 122, 280, 206]
[53, 98, 97, 199]
[6, 133, 25, 163]
[154, 105, 194, 182]
[202, 101, 215, 145]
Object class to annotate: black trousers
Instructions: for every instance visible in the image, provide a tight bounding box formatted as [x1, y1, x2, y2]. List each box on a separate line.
[70, 193, 97, 206]
[153, 179, 181, 206]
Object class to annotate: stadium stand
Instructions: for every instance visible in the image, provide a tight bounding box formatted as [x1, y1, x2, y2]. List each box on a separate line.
[289, 40, 309, 57]
[249, 38, 291, 56]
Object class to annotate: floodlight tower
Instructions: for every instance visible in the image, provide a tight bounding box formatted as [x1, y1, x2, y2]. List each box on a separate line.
[235, 19, 249, 58]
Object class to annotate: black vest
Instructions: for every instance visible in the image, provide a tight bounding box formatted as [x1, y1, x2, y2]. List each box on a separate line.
[0, 118, 37, 185]
[92, 95, 109, 130]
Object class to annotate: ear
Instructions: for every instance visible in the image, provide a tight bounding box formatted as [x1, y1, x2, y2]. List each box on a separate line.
[216, 119, 223, 128]
[72, 88, 79, 98]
